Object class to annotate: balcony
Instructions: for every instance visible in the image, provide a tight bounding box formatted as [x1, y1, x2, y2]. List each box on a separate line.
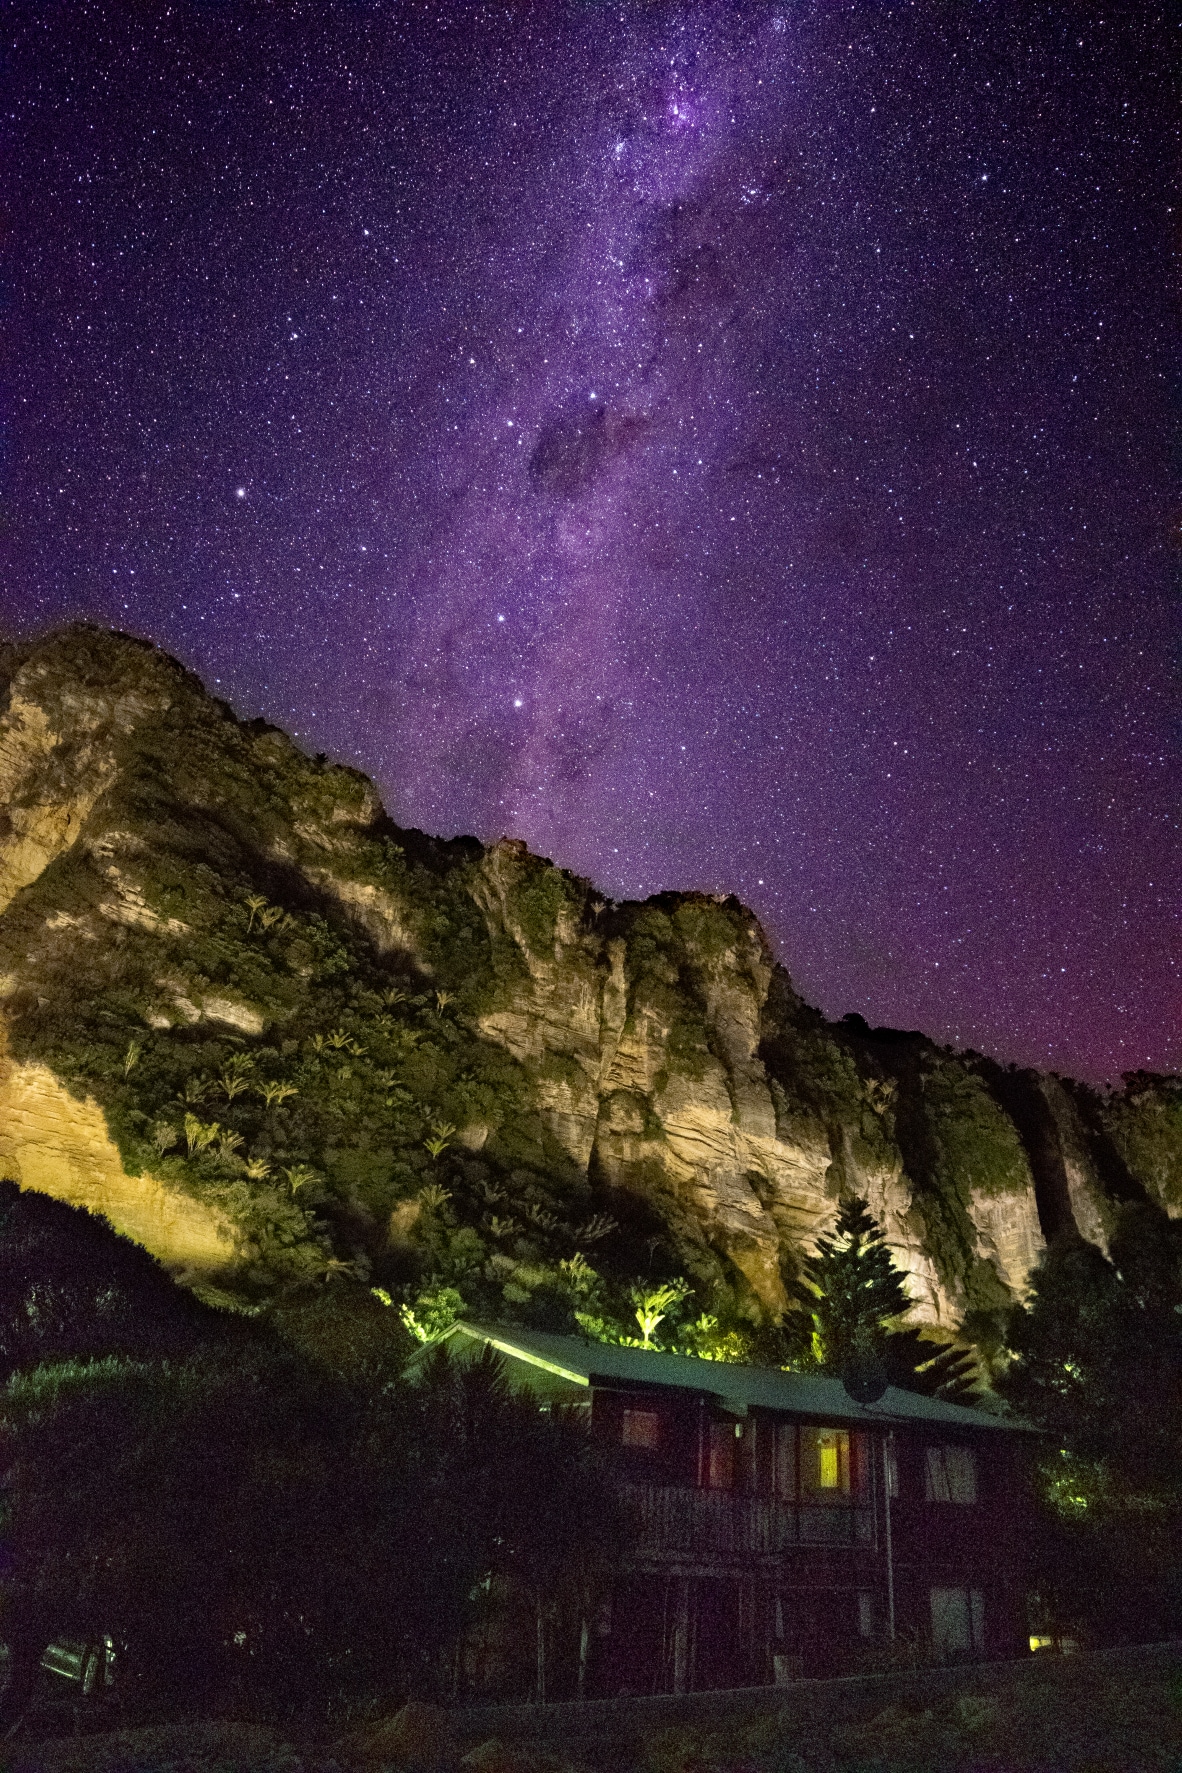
[621, 1484, 874, 1560]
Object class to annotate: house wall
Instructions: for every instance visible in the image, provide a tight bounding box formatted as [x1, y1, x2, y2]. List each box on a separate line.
[445, 1339, 1030, 1699]
[584, 1389, 1030, 1696]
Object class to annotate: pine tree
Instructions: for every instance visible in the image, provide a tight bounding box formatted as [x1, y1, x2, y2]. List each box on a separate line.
[795, 1196, 912, 1372]
[792, 1196, 980, 1402]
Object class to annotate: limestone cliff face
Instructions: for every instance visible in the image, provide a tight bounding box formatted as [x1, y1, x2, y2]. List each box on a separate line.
[0, 627, 1177, 1329]
[0, 1034, 238, 1278]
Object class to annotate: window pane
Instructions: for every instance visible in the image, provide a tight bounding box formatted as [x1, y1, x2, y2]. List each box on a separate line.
[622, 1408, 661, 1449]
[804, 1428, 850, 1493]
[930, 1586, 972, 1656]
[925, 1446, 952, 1501]
[948, 1446, 978, 1504]
[927, 1444, 977, 1503]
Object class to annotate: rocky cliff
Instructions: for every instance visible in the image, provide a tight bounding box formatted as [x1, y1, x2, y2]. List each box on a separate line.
[0, 626, 1178, 1344]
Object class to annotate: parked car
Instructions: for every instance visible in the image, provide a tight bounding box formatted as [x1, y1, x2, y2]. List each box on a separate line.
[39, 1635, 117, 1694]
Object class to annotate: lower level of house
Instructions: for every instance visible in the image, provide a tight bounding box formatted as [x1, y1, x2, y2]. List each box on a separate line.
[594, 1559, 1023, 1695]
[458, 1547, 1026, 1703]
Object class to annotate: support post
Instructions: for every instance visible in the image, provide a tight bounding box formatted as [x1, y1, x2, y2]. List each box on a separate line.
[883, 1432, 896, 1642]
[535, 1590, 546, 1704]
[577, 1616, 590, 1702]
[672, 1579, 691, 1695]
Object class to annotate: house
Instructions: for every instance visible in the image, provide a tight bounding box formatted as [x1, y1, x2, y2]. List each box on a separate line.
[442, 1321, 1034, 1696]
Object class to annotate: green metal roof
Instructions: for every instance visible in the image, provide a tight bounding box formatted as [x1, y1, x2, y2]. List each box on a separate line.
[445, 1321, 1034, 1433]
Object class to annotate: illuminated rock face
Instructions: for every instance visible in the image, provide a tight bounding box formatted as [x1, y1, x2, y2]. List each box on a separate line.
[0, 1043, 239, 1280]
[0, 627, 1175, 1325]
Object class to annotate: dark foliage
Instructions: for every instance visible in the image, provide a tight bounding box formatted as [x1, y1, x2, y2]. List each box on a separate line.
[0, 1183, 233, 1380]
[882, 1325, 982, 1405]
[0, 1334, 625, 1726]
[791, 1195, 911, 1371]
[999, 1204, 1182, 1642]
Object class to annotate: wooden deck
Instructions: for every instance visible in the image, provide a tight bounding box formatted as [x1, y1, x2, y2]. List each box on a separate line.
[621, 1483, 875, 1558]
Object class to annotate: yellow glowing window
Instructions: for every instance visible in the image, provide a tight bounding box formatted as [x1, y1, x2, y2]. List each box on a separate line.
[803, 1428, 850, 1492]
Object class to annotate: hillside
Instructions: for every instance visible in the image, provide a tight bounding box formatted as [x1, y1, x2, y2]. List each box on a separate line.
[0, 625, 1178, 1348]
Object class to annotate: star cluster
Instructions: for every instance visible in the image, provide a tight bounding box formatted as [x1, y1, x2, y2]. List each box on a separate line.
[5, 2, 1177, 1081]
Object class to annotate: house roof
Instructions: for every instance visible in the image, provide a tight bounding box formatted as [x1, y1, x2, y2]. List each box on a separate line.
[446, 1321, 1033, 1434]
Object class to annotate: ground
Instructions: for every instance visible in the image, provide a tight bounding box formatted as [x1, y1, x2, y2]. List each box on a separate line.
[8, 1646, 1182, 1772]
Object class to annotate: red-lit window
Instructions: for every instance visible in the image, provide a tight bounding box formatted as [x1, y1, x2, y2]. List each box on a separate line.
[621, 1407, 661, 1450]
[706, 1419, 736, 1489]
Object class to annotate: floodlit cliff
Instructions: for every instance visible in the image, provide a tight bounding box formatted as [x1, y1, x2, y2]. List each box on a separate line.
[0, 626, 1178, 1342]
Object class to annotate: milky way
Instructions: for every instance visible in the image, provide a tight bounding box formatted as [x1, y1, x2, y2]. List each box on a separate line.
[6, 3, 1177, 1082]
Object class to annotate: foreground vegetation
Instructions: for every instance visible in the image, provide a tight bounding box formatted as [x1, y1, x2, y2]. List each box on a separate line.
[0, 1186, 624, 1728]
[5, 1174, 1182, 1733]
[641, 1650, 1182, 1773]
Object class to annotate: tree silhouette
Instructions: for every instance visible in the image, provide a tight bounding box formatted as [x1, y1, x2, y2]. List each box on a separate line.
[999, 1204, 1182, 1642]
[0, 1183, 227, 1381]
[794, 1196, 911, 1371]
[793, 1196, 979, 1402]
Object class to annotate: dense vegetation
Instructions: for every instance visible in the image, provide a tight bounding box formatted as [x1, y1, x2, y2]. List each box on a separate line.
[999, 1201, 1182, 1646]
[0, 1190, 622, 1726]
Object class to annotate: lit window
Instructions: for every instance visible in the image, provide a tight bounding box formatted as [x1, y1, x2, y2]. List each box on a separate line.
[803, 1427, 850, 1492]
[622, 1407, 661, 1450]
[925, 1445, 977, 1504]
[930, 1587, 984, 1659]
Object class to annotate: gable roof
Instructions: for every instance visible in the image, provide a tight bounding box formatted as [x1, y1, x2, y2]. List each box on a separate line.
[446, 1321, 1033, 1433]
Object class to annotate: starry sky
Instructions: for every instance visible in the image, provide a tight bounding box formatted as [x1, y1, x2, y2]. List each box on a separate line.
[6, 2, 1178, 1084]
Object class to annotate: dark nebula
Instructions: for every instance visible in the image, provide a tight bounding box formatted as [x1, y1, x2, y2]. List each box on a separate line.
[4, 2, 1177, 1081]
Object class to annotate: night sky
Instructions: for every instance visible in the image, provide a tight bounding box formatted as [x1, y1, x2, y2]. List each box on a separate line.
[6, 3, 1178, 1084]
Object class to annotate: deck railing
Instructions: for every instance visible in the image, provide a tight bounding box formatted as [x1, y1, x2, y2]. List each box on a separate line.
[621, 1484, 874, 1557]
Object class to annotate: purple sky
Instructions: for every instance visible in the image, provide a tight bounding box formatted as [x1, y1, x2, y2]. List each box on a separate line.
[6, 2, 1178, 1083]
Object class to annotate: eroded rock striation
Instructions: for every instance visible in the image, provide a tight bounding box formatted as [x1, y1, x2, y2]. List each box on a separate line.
[0, 626, 1178, 1335]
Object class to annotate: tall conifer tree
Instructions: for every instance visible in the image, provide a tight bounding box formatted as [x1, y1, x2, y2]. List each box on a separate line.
[796, 1195, 911, 1371]
[794, 1195, 979, 1402]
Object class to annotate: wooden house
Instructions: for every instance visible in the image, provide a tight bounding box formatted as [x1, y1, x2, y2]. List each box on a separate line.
[443, 1321, 1033, 1696]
